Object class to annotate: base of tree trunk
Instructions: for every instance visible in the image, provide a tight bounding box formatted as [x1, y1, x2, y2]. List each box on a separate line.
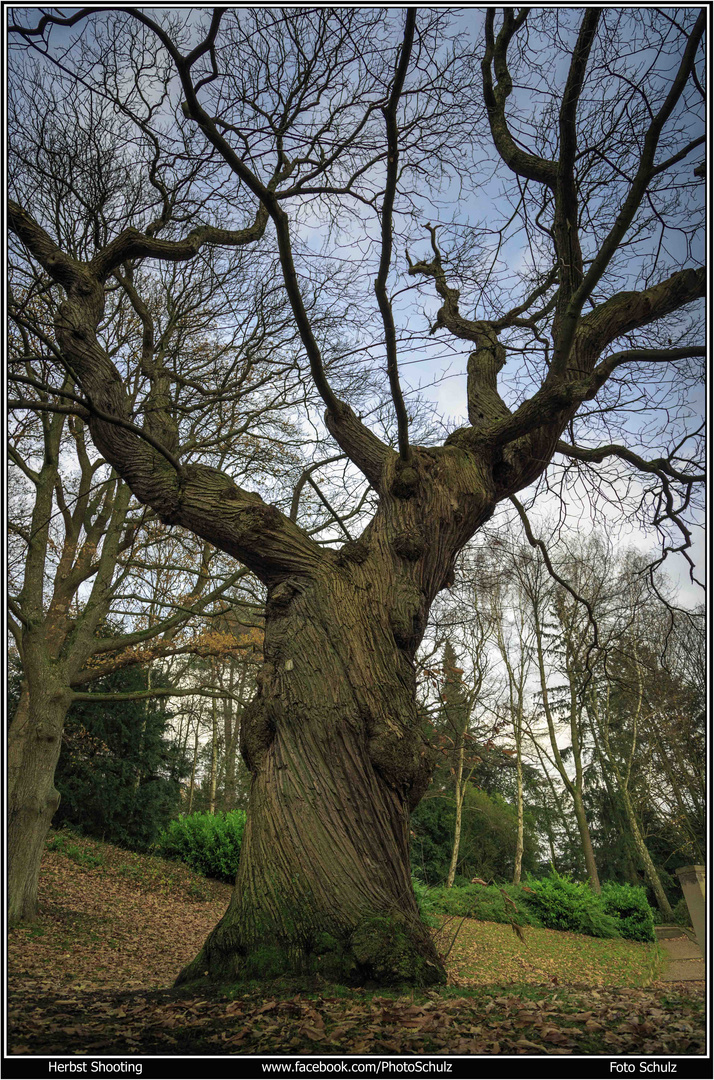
[8, 800, 60, 926]
[175, 563, 455, 989]
[175, 909, 446, 988]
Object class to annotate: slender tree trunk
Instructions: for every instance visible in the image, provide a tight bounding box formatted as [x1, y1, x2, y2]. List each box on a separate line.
[188, 724, 199, 814]
[446, 743, 465, 888]
[223, 724, 240, 811]
[513, 743, 524, 886]
[546, 827, 559, 871]
[620, 792, 673, 919]
[222, 664, 240, 810]
[530, 743, 574, 868]
[532, 620, 601, 893]
[209, 691, 218, 815]
[177, 559, 446, 986]
[573, 788, 601, 894]
[588, 681, 672, 916]
[132, 663, 151, 796]
[8, 678, 72, 924]
[648, 726, 704, 861]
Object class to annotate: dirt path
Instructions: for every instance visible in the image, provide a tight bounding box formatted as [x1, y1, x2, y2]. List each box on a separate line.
[656, 928, 705, 986]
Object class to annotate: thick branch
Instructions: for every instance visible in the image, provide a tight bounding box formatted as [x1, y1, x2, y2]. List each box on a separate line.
[71, 685, 238, 705]
[9, 202, 323, 585]
[550, 10, 706, 372]
[324, 405, 392, 491]
[550, 9, 600, 342]
[90, 205, 269, 281]
[482, 10, 558, 187]
[575, 268, 706, 359]
[9, 370, 183, 474]
[459, 267, 706, 452]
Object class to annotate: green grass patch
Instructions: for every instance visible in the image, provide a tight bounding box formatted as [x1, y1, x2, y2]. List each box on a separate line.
[435, 916, 663, 987]
[46, 833, 105, 868]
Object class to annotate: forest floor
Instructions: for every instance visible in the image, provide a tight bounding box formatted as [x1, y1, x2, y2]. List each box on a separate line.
[6, 831, 706, 1058]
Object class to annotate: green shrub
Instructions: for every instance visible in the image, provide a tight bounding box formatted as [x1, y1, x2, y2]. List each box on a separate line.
[426, 882, 542, 928]
[419, 870, 659, 942]
[600, 881, 656, 942]
[156, 810, 246, 882]
[519, 874, 622, 939]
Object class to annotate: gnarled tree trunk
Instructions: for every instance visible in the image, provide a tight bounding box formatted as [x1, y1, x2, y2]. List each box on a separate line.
[177, 453, 495, 985]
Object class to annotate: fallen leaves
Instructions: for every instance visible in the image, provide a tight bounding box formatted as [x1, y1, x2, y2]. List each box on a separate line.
[6, 838, 707, 1058]
[8, 838, 233, 997]
[6, 981, 706, 1057]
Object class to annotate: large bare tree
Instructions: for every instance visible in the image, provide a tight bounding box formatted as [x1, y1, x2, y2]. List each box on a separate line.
[8, 8, 704, 984]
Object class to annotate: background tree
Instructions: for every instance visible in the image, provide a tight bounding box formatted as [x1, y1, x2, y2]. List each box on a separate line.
[53, 664, 190, 850]
[7, 349, 266, 924]
[503, 540, 602, 891]
[8, 8, 704, 984]
[169, 620, 262, 815]
[482, 550, 536, 886]
[7, 54, 332, 923]
[473, 524, 705, 908]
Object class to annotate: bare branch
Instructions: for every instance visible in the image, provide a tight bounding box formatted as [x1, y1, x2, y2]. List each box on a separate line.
[509, 494, 600, 668]
[555, 439, 704, 486]
[374, 8, 416, 462]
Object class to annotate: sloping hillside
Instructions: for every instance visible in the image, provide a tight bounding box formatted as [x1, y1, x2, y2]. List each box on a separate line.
[6, 831, 705, 1057]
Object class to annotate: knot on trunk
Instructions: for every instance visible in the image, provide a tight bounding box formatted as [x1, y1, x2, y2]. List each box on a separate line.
[35, 725, 60, 744]
[391, 462, 419, 499]
[240, 697, 276, 772]
[266, 578, 301, 615]
[335, 539, 370, 566]
[392, 528, 425, 562]
[367, 706, 434, 811]
[388, 582, 426, 650]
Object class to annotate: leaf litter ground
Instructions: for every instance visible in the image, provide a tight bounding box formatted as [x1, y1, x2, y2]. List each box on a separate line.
[7, 833, 705, 1056]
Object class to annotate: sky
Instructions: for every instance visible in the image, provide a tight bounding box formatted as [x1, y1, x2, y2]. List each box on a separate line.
[7, 5, 706, 609]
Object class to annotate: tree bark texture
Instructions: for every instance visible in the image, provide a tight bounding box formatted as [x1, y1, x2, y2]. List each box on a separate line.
[8, 680, 71, 923]
[177, 457, 495, 985]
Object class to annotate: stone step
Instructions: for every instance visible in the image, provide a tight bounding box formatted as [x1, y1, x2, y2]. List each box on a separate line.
[657, 931, 705, 983]
[655, 924, 697, 942]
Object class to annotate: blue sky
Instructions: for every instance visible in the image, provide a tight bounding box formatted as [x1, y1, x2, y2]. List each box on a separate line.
[7, 5, 706, 603]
